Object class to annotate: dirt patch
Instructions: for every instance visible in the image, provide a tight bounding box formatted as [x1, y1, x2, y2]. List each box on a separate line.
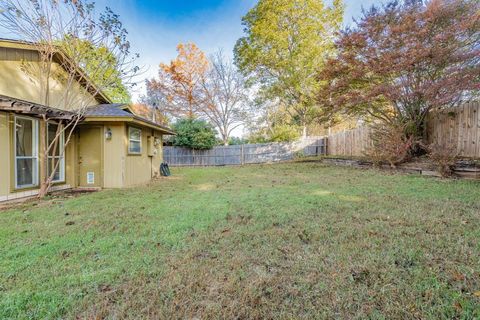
[0, 189, 99, 212]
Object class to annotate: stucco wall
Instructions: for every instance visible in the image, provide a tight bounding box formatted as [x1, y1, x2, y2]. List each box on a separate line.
[0, 112, 10, 198]
[0, 47, 101, 110]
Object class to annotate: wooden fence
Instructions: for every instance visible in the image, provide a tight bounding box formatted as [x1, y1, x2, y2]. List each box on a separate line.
[163, 102, 479, 166]
[164, 137, 326, 166]
[327, 127, 373, 157]
[327, 101, 480, 158]
[428, 101, 480, 158]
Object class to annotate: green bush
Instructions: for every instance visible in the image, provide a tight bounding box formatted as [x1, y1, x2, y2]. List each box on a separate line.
[227, 136, 248, 145]
[269, 125, 301, 142]
[172, 118, 217, 150]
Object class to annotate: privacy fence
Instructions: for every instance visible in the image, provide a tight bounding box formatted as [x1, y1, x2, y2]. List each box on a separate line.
[164, 102, 479, 166]
[163, 137, 326, 166]
[327, 101, 480, 158]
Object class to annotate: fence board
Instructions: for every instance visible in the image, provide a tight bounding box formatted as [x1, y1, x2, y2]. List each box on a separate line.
[326, 101, 480, 159]
[428, 101, 480, 158]
[164, 103, 480, 165]
[164, 137, 326, 166]
[326, 127, 373, 157]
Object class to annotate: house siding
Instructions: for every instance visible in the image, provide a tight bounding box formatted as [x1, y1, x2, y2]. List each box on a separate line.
[0, 112, 74, 202]
[0, 112, 10, 200]
[0, 47, 101, 110]
[124, 127, 163, 187]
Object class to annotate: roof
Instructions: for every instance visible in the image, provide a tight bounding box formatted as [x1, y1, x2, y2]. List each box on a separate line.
[85, 104, 175, 135]
[0, 38, 111, 105]
[84, 104, 132, 117]
[0, 94, 79, 121]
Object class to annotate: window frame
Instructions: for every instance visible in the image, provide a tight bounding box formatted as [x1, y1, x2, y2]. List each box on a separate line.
[14, 115, 39, 189]
[128, 126, 142, 155]
[46, 122, 65, 183]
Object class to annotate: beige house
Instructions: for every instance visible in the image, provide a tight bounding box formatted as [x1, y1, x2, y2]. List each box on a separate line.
[0, 39, 174, 202]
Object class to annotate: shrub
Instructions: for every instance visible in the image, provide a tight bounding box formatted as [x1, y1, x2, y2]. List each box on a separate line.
[427, 143, 458, 177]
[365, 123, 416, 168]
[269, 125, 301, 142]
[227, 137, 247, 145]
[172, 118, 217, 150]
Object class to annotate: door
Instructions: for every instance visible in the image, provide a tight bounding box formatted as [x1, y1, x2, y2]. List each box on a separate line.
[78, 126, 103, 188]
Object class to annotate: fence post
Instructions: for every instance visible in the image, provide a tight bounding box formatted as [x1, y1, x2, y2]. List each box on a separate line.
[325, 137, 328, 155]
[241, 144, 245, 165]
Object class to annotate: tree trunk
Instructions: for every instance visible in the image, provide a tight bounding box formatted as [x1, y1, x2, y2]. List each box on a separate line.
[302, 125, 307, 139]
[38, 178, 52, 199]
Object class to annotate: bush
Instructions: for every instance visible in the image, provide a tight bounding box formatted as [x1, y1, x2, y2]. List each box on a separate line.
[365, 123, 416, 168]
[427, 143, 458, 177]
[269, 125, 301, 142]
[172, 118, 217, 150]
[227, 137, 247, 145]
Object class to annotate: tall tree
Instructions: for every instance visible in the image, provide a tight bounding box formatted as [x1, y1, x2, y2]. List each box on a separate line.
[62, 38, 133, 103]
[146, 43, 209, 118]
[0, 0, 138, 197]
[318, 0, 480, 142]
[201, 51, 248, 145]
[235, 0, 344, 137]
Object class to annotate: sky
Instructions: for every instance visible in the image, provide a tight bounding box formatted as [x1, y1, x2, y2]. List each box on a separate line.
[0, 0, 383, 136]
[91, 0, 384, 101]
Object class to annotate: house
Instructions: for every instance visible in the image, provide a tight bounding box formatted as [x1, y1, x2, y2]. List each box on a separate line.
[0, 39, 174, 202]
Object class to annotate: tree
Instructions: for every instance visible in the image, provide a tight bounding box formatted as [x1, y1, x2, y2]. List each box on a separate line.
[318, 0, 480, 144]
[130, 103, 167, 125]
[146, 43, 209, 118]
[234, 0, 344, 137]
[171, 118, 217, 150]
[200, 51, 249, 145]
[0, 0, 139, 197]
[62, 38, 133, 103]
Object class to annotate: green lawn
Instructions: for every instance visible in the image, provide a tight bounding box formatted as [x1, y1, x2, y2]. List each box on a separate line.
[1, 163, 479, 319]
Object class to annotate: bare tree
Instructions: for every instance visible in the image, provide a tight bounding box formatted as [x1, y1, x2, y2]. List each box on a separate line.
[0, 0, 139, 197]
[201, 51, 248, 145]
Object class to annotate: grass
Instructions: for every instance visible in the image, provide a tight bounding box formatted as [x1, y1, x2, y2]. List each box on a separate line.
[0, 163, 479, 319]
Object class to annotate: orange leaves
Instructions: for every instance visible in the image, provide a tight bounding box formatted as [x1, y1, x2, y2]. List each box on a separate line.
[148, 43, 209, 118]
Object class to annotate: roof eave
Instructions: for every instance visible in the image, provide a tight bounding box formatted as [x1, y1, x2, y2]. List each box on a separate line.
[84, 115, 175, 135]
[0, 95, 80, 121]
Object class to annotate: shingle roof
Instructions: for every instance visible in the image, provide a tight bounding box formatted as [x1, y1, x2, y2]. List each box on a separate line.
[84, 104, 131, 117]
[85, 103, 175, 135]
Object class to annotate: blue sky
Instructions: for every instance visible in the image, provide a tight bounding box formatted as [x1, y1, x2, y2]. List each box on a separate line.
[91, 0, 384, 100]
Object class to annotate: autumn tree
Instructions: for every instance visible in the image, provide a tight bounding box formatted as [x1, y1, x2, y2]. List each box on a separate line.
[0, 0, 138, 197]
[200, 51, 249, 145]
[130, 103, 167, 125]
[235, 0, 344, 137]
[318, 0, 480, 144]
[146, 43, 209, 118]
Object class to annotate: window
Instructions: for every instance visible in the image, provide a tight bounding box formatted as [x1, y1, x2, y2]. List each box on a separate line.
[128, 127, 142, 154]
[47, 123, 65, 182]
[14, 116, 39, 188]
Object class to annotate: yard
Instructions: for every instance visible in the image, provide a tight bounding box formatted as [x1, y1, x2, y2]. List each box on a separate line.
[1, 163, 479, 319]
